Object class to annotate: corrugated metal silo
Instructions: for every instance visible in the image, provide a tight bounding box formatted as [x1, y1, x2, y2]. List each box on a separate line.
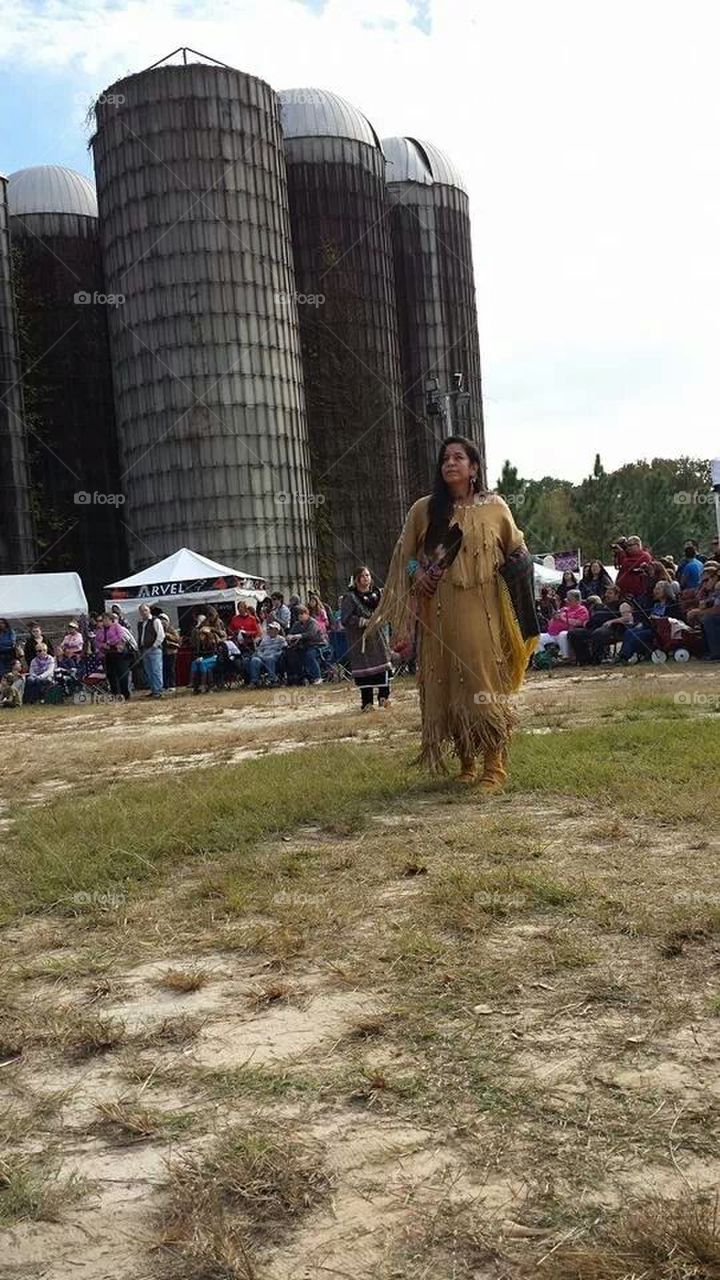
[279, 89, 407, 594]
[383, 137, 485, 501]
[8, 164, 124, 600]
[0, 174, 35, 573]
[91, 53, 318, 592]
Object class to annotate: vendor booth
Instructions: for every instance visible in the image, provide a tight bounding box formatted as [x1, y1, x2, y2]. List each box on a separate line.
[105, 549, 267, 687]
[0, 571, 89, 634]
[105, 548, 266, 626]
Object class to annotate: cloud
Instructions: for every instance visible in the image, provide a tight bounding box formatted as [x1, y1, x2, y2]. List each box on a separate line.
[3, 0, 720, 483]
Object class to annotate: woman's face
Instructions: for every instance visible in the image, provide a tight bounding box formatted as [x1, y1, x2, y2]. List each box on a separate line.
[357, 570, 372, 592]
[590, 561, 602, 576]
[563, 571, 575, 585]
[441, 444, 477, 491]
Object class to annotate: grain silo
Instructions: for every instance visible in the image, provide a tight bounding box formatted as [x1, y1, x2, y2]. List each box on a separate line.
[7, 164, 124, 600]
[383, 137, 485, 501]
[0, 174, 35, 573]
[91, 52, 318, 592]
[279, 89, 407, 594]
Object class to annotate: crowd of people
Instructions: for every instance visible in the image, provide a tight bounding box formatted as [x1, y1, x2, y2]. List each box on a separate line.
[0, 573, 396, 710]
[535, 536, 720, 665]
[1, 528, 719, 712]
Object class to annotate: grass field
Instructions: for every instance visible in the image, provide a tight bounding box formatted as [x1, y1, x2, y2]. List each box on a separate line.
[1, 664, 719, 1279]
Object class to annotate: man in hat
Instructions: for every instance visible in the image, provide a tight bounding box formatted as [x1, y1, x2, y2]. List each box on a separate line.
[245, 620, 287, 687]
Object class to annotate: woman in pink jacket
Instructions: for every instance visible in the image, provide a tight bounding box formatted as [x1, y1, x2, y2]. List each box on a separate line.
[538, 589, 589, 659]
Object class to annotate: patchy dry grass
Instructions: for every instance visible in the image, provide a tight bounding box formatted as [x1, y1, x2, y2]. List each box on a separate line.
[0, 1155, 91, 1225]
[534, 1192, 720, 1279]
[154, 967, 215, 994]
[156, 1125, 332, 1278]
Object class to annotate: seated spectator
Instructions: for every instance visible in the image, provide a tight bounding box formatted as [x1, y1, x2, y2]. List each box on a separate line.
[269, 592, 291, 631]
[700, 579, 720, 660]
[286, 606, 323, 685]
[590, 599, 634, 663]
[246, 622, 288, 686]
[215, 637, 246, 684]
[537, 589, 589, 660]
[567, 595, 604, 665]
[257, 597, 274, 628]
[307, 591, 330, 638]
[579, 560, 613, 600]
[536, 585, 558, 627]
[618, 582, 682, 662]
[0, 618, 18, 675]
[23, 643, 56, 703]
[556, 569, 578, 602]
[228, 601, 261, 648]
[0, 659, 25, 709]
[202, 605, 226, 638]
[59, 621, 84, 664]
[288, 594, 302, 626]
[190, 620, 220, 693]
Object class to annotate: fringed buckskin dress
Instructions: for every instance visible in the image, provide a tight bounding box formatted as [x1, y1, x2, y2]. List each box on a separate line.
[370, 492, 537, 774]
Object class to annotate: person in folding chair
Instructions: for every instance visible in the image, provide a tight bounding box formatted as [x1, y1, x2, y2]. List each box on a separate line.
[367, 436, 538, 791]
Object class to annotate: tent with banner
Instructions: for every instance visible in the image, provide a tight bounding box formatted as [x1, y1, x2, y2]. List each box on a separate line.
[0, 572, 88, 631]
[104, 548, 267, 632]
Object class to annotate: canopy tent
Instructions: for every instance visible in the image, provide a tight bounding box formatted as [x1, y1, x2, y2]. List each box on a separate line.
[0, 572, 88, 629]
[104, 548, 267, 628]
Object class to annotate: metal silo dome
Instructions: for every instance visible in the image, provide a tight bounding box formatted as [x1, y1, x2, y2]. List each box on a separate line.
[8, 165, 98, 218]
[383, 135, 484, 501]
[278, 87, 407, 595]
[279, 88, 381, 148]
[383, 137, 467, 192]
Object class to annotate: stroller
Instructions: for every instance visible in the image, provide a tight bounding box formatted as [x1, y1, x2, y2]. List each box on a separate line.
[649, 616, 705, 663]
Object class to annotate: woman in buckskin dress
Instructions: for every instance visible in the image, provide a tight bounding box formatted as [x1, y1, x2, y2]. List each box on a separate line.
[368, 436, 538, 790]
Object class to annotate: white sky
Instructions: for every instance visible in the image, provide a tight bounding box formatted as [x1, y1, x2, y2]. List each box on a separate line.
[3, 0, 720, 483]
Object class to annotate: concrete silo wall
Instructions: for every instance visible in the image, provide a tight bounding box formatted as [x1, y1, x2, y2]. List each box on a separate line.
[9, 212, 124, 601]
[92, 63, 318, 591]
[0, 177, 35, 572]
[282, 136, 407, 594]
[387, 182, 485, 500]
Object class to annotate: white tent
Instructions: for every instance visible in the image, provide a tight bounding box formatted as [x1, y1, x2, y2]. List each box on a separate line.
[0, 572, 88, 628]
[104, 548, 267, 628]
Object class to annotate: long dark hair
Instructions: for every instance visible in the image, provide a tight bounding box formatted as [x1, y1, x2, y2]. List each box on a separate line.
[425, 436, 483, 556]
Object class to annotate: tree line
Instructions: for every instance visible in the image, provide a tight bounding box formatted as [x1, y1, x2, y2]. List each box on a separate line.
[495, 455, 717, 560]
